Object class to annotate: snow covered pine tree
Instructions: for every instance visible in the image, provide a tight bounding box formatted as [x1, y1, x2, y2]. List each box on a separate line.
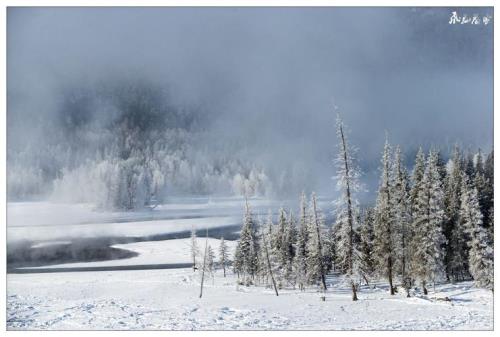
[333, 113, 363, 301]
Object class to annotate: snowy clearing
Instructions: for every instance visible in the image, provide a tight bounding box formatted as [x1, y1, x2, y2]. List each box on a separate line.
[7, 269, 493, 330]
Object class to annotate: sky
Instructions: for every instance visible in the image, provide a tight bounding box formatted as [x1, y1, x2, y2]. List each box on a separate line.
[7, 7, 494, 196]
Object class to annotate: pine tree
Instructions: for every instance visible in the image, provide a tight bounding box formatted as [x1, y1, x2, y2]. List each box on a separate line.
[474, 149, 490, 223]
[271, 207, 287, 285]
[483, 149, 494, 229]
[461, 181, 494, 290]
[410, 147, 426, 217]
[323, 225, 337, 274]
[233, 243, 243, 278]
[306, 192, 327, 291]
[294, 193, 309, 291]
[464, 151, 475, 180]
[443, 146, 468, 281]
[359, 207, 375, 285]
[436, 150, 448, 183]
[373, 137, 397, 295]
[190, 226, 200, 271]
[407, 147, 425, 288]
[410, 150, 446, 295]
[219, 237, 229, 277]
[283, 210, 297, 285]
[234, 200, 260, 284]
[392, 146, 411, 296]
[272, 208, 286, 254]
[333, 113, 363, 301]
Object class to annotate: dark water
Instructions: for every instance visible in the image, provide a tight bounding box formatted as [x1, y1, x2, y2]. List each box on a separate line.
[7, 224, 240, 273]
[8, 263, 194, 274]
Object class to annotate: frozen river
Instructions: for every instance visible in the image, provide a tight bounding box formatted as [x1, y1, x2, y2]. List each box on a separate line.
[7, 197, 318, 272]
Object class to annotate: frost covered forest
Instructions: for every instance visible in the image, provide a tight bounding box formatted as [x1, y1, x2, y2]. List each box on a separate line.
[7, 7, 493, 330]
[7, 80, 276, 207]
[197, 114, 494, 301]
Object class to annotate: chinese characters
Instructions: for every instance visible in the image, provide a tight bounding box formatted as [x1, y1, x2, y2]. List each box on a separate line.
[449, 11, 492, 25]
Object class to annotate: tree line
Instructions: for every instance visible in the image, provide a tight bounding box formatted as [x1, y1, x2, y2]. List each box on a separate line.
[226, 114, 493, 301]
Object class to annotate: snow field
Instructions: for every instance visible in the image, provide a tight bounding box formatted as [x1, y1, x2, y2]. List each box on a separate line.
[7, 268, 493, 330]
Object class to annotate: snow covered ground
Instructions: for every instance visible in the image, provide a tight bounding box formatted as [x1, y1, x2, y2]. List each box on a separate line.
[7, 268, 493, 330]
[6, 199, 494, 330]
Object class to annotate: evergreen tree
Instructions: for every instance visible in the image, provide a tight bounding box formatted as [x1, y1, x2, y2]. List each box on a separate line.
[306, 192, 327, 290]
[234, 200, 260, 284]
[392, 146, 411, 296]
[474, 149, 490, 223]
[219, 237, 229, 277]
[283, 210, 297, 285]
[464, 152, 475, 180]
[443, 146, 468, 281]
[359, 207, 375, 285]
[483, 150, 494, 229]
[436, 150, 448, 183]
[410, 150, 446, 295]
[323, 225, 337, 274]
[373, 137, 397, 295]
[272, 207, 288, 285]
[294, 193, 309, 291]
[333, 113, 363, 301]
[461, 181, 494, 290]
[233, 244, 243, 278]
[410, 147, 426, 217]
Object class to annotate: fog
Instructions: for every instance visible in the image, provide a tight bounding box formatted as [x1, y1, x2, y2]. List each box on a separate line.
[7, 7, 493, 203]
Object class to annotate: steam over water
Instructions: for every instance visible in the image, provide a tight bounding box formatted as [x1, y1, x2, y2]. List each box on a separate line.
[8, 7, 493, 206]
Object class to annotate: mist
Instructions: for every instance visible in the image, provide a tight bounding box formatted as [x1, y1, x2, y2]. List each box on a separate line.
[7, 7, 493, 204]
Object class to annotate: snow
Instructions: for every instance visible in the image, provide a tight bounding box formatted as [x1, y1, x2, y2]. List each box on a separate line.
[7, 199, 493, 330]
[7, 269, 493, 330]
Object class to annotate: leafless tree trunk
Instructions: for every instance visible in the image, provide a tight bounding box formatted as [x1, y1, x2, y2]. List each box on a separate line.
[199, 228, 209, 298]
[263, 234, 279, 296]
[338, 120, 357, 301]
[351, 281, 358, 301]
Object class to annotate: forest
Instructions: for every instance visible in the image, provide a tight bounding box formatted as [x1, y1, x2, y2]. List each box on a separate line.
[7, 80, 287, 206]
[192, 114, 494, 300]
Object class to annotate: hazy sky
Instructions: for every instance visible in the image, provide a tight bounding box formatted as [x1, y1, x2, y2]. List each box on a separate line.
[7, 7, 493, 194]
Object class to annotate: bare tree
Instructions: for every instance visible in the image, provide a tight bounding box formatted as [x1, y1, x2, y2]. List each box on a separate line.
[262, 229, 279, 296]
[199, 228, 209, 298]
[334, 112, 363, 301]
[219, 237, 229, 277]
[190, 226, 199, 271]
